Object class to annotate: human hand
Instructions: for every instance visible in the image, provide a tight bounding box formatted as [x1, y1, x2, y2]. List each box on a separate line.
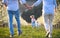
[54, 8, 57, 12]
[4, 3, 7, 7]
[26, 5, 34, 10]
[27, 6, 32, 10]
[24, 4, 34, 10]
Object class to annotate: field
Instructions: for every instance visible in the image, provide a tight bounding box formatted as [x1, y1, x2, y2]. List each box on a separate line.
[0, 25, 60, 38]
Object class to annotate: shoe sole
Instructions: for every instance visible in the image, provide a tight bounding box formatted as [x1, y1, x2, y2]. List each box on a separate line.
[46, 32, 50, 37]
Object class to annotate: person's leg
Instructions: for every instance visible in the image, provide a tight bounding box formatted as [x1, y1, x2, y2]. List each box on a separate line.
[48, 14, 54, 37]
[32, 22, 35, 27]
[8, 10, 14, 36]
[43, 14, 49, 32]
[14, 10, 21, 35]
[43, 14, 50, 37]
[35, 21, 37, 27]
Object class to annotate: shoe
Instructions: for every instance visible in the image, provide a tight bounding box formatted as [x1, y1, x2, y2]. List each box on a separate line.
[48, 34, 52, 38]
[10, 35, 14, 38]
[46, 32, 50, 37]
[17, 30, 22, 36]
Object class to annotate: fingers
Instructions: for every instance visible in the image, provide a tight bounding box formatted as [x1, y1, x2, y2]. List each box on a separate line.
[25, 4, 34, 10]
[26, 6, 32, 10]
[28, 6, 32, 10]
[24, 4, 34, 10]
[28, 5, 34, 10]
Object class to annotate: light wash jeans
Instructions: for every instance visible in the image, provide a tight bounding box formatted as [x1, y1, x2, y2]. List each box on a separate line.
[31, 21, 35, 27]
[8, 10, 21, 35]
[43, 13, 54, 35]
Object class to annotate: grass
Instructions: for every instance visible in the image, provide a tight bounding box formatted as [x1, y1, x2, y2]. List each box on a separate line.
[0, 25, 60, 38]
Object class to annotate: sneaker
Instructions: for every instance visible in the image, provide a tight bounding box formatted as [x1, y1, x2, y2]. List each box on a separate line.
[48, 34, 52, 38]
[10, 35, 14, 38]
[17, 30, 22, 36]
[45, 32, 50, 37]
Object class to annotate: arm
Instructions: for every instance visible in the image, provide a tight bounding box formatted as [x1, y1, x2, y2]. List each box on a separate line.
[20, 0, 26, 5]
[53, 0, 57, 12]
[20, 0, 31, 9]
[53, 0, 57, 8]
[2, 0, 7, 7]
[32, 0, 42, 7]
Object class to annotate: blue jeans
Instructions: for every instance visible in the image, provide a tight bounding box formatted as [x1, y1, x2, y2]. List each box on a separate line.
[31, 22, 35, 27]
[8, 10, 21, 35]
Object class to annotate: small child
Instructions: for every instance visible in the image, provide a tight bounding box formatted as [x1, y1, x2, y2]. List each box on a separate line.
[30, 15, 40, 27]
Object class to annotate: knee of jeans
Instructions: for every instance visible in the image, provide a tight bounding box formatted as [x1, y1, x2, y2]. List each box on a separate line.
[15, 16, 19, 19]
[16, 18, 20, 22]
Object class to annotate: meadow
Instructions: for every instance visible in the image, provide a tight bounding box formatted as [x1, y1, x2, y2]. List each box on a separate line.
[0, 25, 60, 38]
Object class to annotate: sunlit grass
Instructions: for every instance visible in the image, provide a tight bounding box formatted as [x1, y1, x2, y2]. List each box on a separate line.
[0, 25, 60, 38]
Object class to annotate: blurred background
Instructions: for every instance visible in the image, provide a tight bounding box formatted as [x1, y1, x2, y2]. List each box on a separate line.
[0, 0, 60, 28]
[0, 0, 60, 38]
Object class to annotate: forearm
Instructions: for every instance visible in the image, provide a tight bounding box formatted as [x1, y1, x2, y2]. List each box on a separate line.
[2, 0, 7, 7]
[32, 0, 42, 7]
[23, 4, 29, 8]
[54, 0, 57, 12]
[55, 3, 57, 9]
[3, 3, 7, 7]
[20, 0, 26, 5]
[53, 0, 57, 8]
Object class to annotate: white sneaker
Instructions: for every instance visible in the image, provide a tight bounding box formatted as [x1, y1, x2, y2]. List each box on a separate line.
[49, 34, 52, 38]
[10, 35, 14, 38]
[46, 31, 50, 37]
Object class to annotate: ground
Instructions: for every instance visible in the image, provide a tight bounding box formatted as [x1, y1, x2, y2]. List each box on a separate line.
[0, 25, 60, 38]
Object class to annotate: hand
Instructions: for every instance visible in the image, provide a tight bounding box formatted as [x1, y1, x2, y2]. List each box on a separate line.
[54, 8, 57, 12]
[26, 5, 33, 10]
[24, 4, 34, 10]
[31, 5, 34, 8]
[26, 5, 34, 10]
[24, 4, 31, 10]
[4, 4, 7, 7]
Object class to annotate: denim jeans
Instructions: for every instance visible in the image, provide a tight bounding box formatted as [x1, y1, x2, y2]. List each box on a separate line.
[31, 22, 35, 27]
[8, 10, 21, 35]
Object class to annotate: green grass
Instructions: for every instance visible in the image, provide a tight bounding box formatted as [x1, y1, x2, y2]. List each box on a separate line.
[0, 26, 60, 38]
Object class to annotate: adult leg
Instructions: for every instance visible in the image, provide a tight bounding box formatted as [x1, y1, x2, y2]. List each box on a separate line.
[43, 14, 50, 37]
[48, 14, 54, 37]
[43, 14, 49, 32]
[14, 10, 21, 35]
[8, 10, 14, 36]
